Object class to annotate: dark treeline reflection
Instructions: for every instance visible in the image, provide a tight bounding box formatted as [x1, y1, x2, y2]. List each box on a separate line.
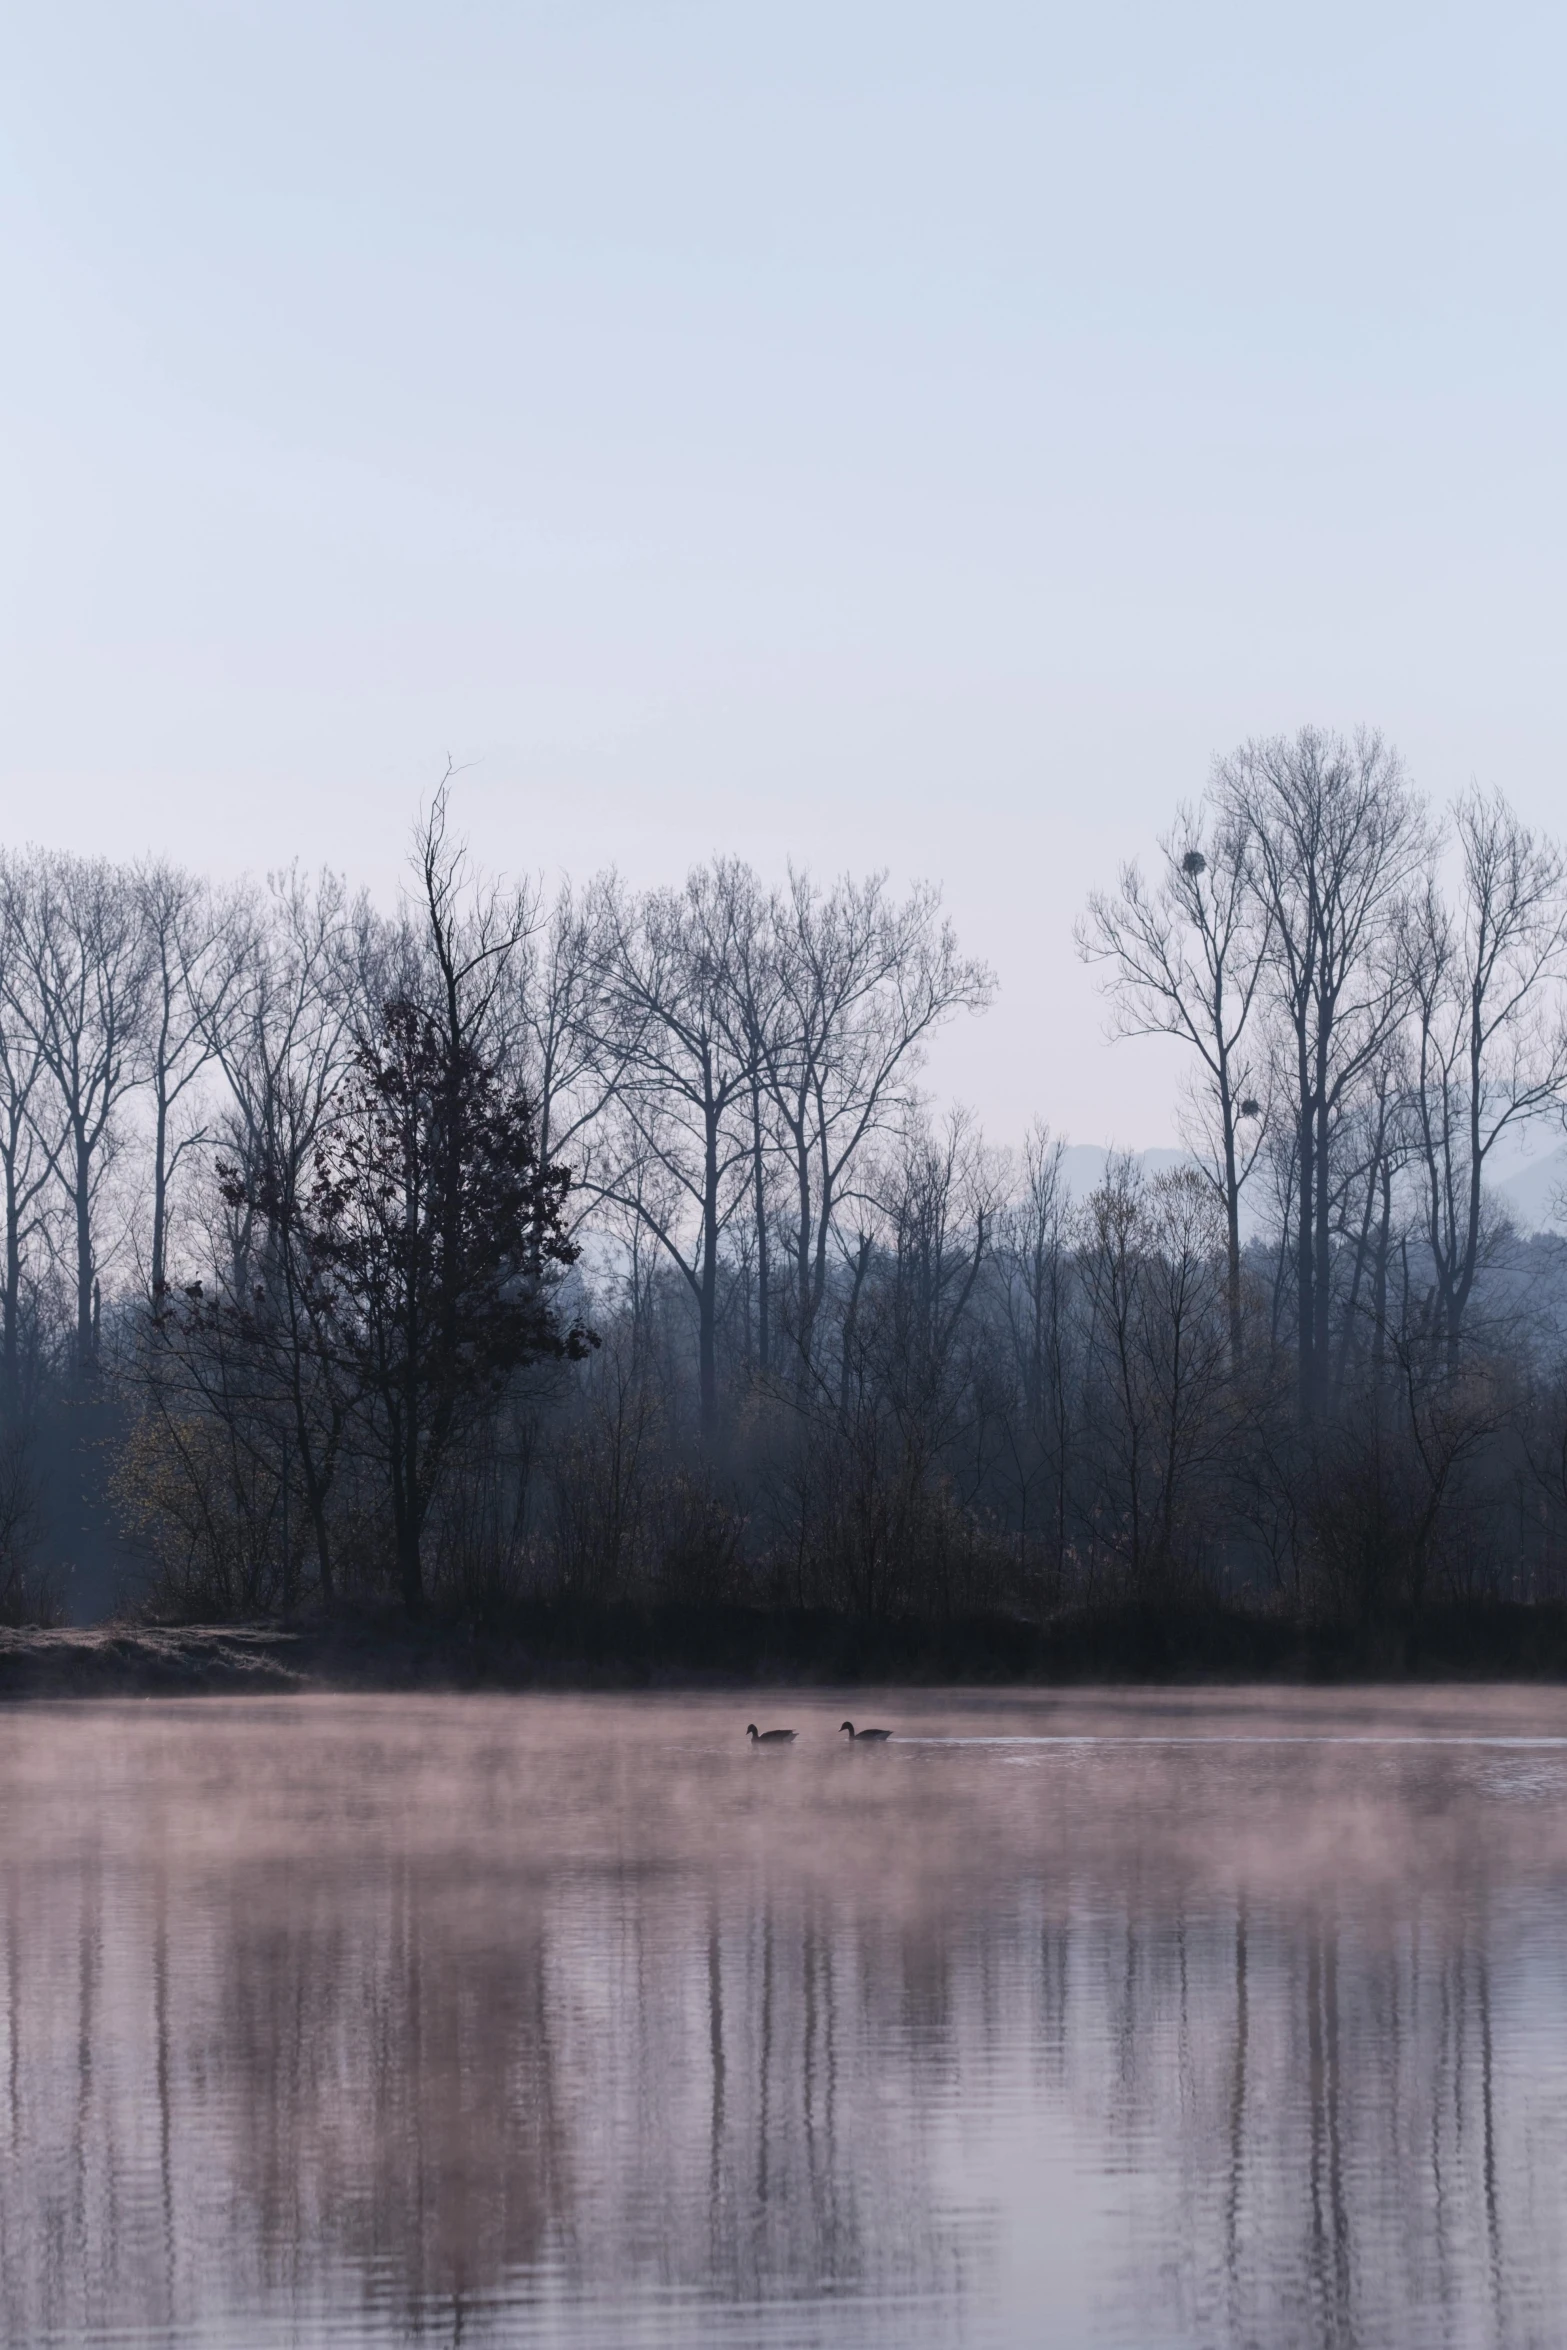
[12, 730, 1567, 1629]
[4, 1692, 1567, 2348]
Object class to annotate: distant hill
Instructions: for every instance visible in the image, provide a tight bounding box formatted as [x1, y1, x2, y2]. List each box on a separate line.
[1494, 1146, 1567, 1233]
[1055, 1145, 1194, 1199]
[1054, 1145, 1270, 1234]
[1056, 1141, 1567, 1239]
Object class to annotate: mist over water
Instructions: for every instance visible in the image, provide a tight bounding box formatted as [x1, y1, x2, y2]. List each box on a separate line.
[4, 1691, 1567, 2348]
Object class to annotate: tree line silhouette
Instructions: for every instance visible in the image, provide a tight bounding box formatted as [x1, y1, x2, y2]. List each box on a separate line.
[6, 727, 1567, 1643]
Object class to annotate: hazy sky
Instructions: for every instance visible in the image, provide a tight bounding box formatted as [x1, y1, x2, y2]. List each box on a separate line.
[3, 1, 1562, 1147]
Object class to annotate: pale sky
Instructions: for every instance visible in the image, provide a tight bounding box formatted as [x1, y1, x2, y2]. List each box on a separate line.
[2, 1, 1562, 1148]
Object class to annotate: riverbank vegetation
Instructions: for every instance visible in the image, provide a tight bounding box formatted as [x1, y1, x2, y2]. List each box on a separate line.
[6, 729, 1567, 1668]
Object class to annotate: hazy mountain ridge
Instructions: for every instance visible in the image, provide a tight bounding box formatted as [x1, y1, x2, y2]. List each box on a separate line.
[1054, 1144, 1195, 1199]
[1492, 1146, 1567, 1233]
[1063, 1141, 1567, 1236]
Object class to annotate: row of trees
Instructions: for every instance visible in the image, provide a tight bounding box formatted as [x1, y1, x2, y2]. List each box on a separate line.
[1082, 731, 1567, 1401]
[7, 731, 1567, 1633]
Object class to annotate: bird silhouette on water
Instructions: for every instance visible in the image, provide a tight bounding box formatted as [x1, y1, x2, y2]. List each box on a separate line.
[746, 1724, 796, 1744]
[840, 1721, 892, 1741]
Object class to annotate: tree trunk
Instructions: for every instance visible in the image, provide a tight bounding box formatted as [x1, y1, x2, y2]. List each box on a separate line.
[401, 1318, 427, 1609]
[1371, 1163, 1391, 1384]
[74, 1130, 94, 1382]
[397, 1516, 424, 1614]
[1313, 1089, 1332, 1413]
[751, 1081, 769, 1375]
[304, 1467, 335, 1602]
[1296, 1098, 1315, 1419]
[699, 1103, 720, 1443]
[838, 1233, 872, 1419]
[1222, 1107, 1244, 1369]
[2, 1154, 19, 1414]
[151, 1080, 170, 1300]
[793, 1125, 813, 1384]
[393, 1407, 424, 1614]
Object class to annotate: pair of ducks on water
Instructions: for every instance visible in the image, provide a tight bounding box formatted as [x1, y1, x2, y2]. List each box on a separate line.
[746, 1721, 891, 1744]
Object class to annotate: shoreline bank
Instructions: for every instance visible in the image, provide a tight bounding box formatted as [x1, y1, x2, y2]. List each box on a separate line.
[6, 1598, 1567, 1698]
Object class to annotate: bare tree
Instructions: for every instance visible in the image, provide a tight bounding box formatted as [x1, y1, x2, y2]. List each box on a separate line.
[1330, 1042, 1412, 1392]
[993, 1124, 1074, 1598]
[870, 1105, 996, 1435]
[1406, 789, 1567, 1368]
[729, 895, 792, 1379]
[589, 863, 763, 1444]
[410, 776, 539, 1064]
[0, 863, 60, 1412]
[1075, 1159, 1230, 1595]
[0, 1417, 48, 1625]
[6, 851, 152, 1379]
[1080, 802, 1271, 1363]
[135, 861, 243, 1302]
[505, 879, 629, 1250]
[1216, 728, 1427, 1418]
[130, 865, 361, 1614]
[204, 866, 370, 1293]
[795, 1106, 997, 1620]
[761, 870, 993, 1385]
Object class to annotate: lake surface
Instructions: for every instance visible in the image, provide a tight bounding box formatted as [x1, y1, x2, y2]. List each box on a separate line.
[4, 1688, 1567, 2349]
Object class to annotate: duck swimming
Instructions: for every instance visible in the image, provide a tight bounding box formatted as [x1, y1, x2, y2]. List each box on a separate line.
[840, 1721, 892, 1741]
[746, 1724, 797, 1744]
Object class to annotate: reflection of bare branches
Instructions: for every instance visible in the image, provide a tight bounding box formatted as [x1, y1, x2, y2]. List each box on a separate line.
[3, 1694, 1567, 2345]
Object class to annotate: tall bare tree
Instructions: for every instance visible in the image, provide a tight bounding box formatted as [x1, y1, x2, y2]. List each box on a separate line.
[1216, 728, 1427, 1418]
[504, 879, 629, 1250]
[1329, 1041, 1411, 1392]
[1080, 801, 1271, 1362]
[1075, 1159, 1231, 1593]
[993, 1124, 1074, 1596]
[136, 861, 242, 1302]
[1406, 788, 1567, 1367]
[7, 852, 152, 1379]
[410, 777, 538, 1064]
[761, 871, 992, 1386]
[590, 863, 763, 1444]
[0, 864, 59, 1411]
[729, 897, 791, 1379]
[204, 866, 370, 1293]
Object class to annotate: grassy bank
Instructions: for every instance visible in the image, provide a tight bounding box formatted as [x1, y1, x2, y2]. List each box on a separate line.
[7, 1598, 1567, 1698]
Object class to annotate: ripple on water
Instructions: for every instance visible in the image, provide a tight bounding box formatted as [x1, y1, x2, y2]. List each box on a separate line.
[4, 1687, 1567, 2349]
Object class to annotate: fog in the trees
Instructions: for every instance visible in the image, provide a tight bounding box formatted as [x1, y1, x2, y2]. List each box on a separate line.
[5, 728, 1567, 1633]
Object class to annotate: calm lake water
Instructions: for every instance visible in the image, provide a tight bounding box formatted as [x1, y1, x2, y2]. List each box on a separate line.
[4, 1688, 1567, 2349]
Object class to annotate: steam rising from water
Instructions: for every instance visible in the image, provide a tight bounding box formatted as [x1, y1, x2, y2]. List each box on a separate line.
[4, 1688, 1567, 2346]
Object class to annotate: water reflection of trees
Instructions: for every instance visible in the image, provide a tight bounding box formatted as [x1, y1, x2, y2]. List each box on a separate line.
[0, 1855, 974, 2343]
[3, 1821, 1567, 2341]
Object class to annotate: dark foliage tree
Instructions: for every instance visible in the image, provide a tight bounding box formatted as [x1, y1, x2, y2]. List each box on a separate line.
[296, 995, 591, 1612]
